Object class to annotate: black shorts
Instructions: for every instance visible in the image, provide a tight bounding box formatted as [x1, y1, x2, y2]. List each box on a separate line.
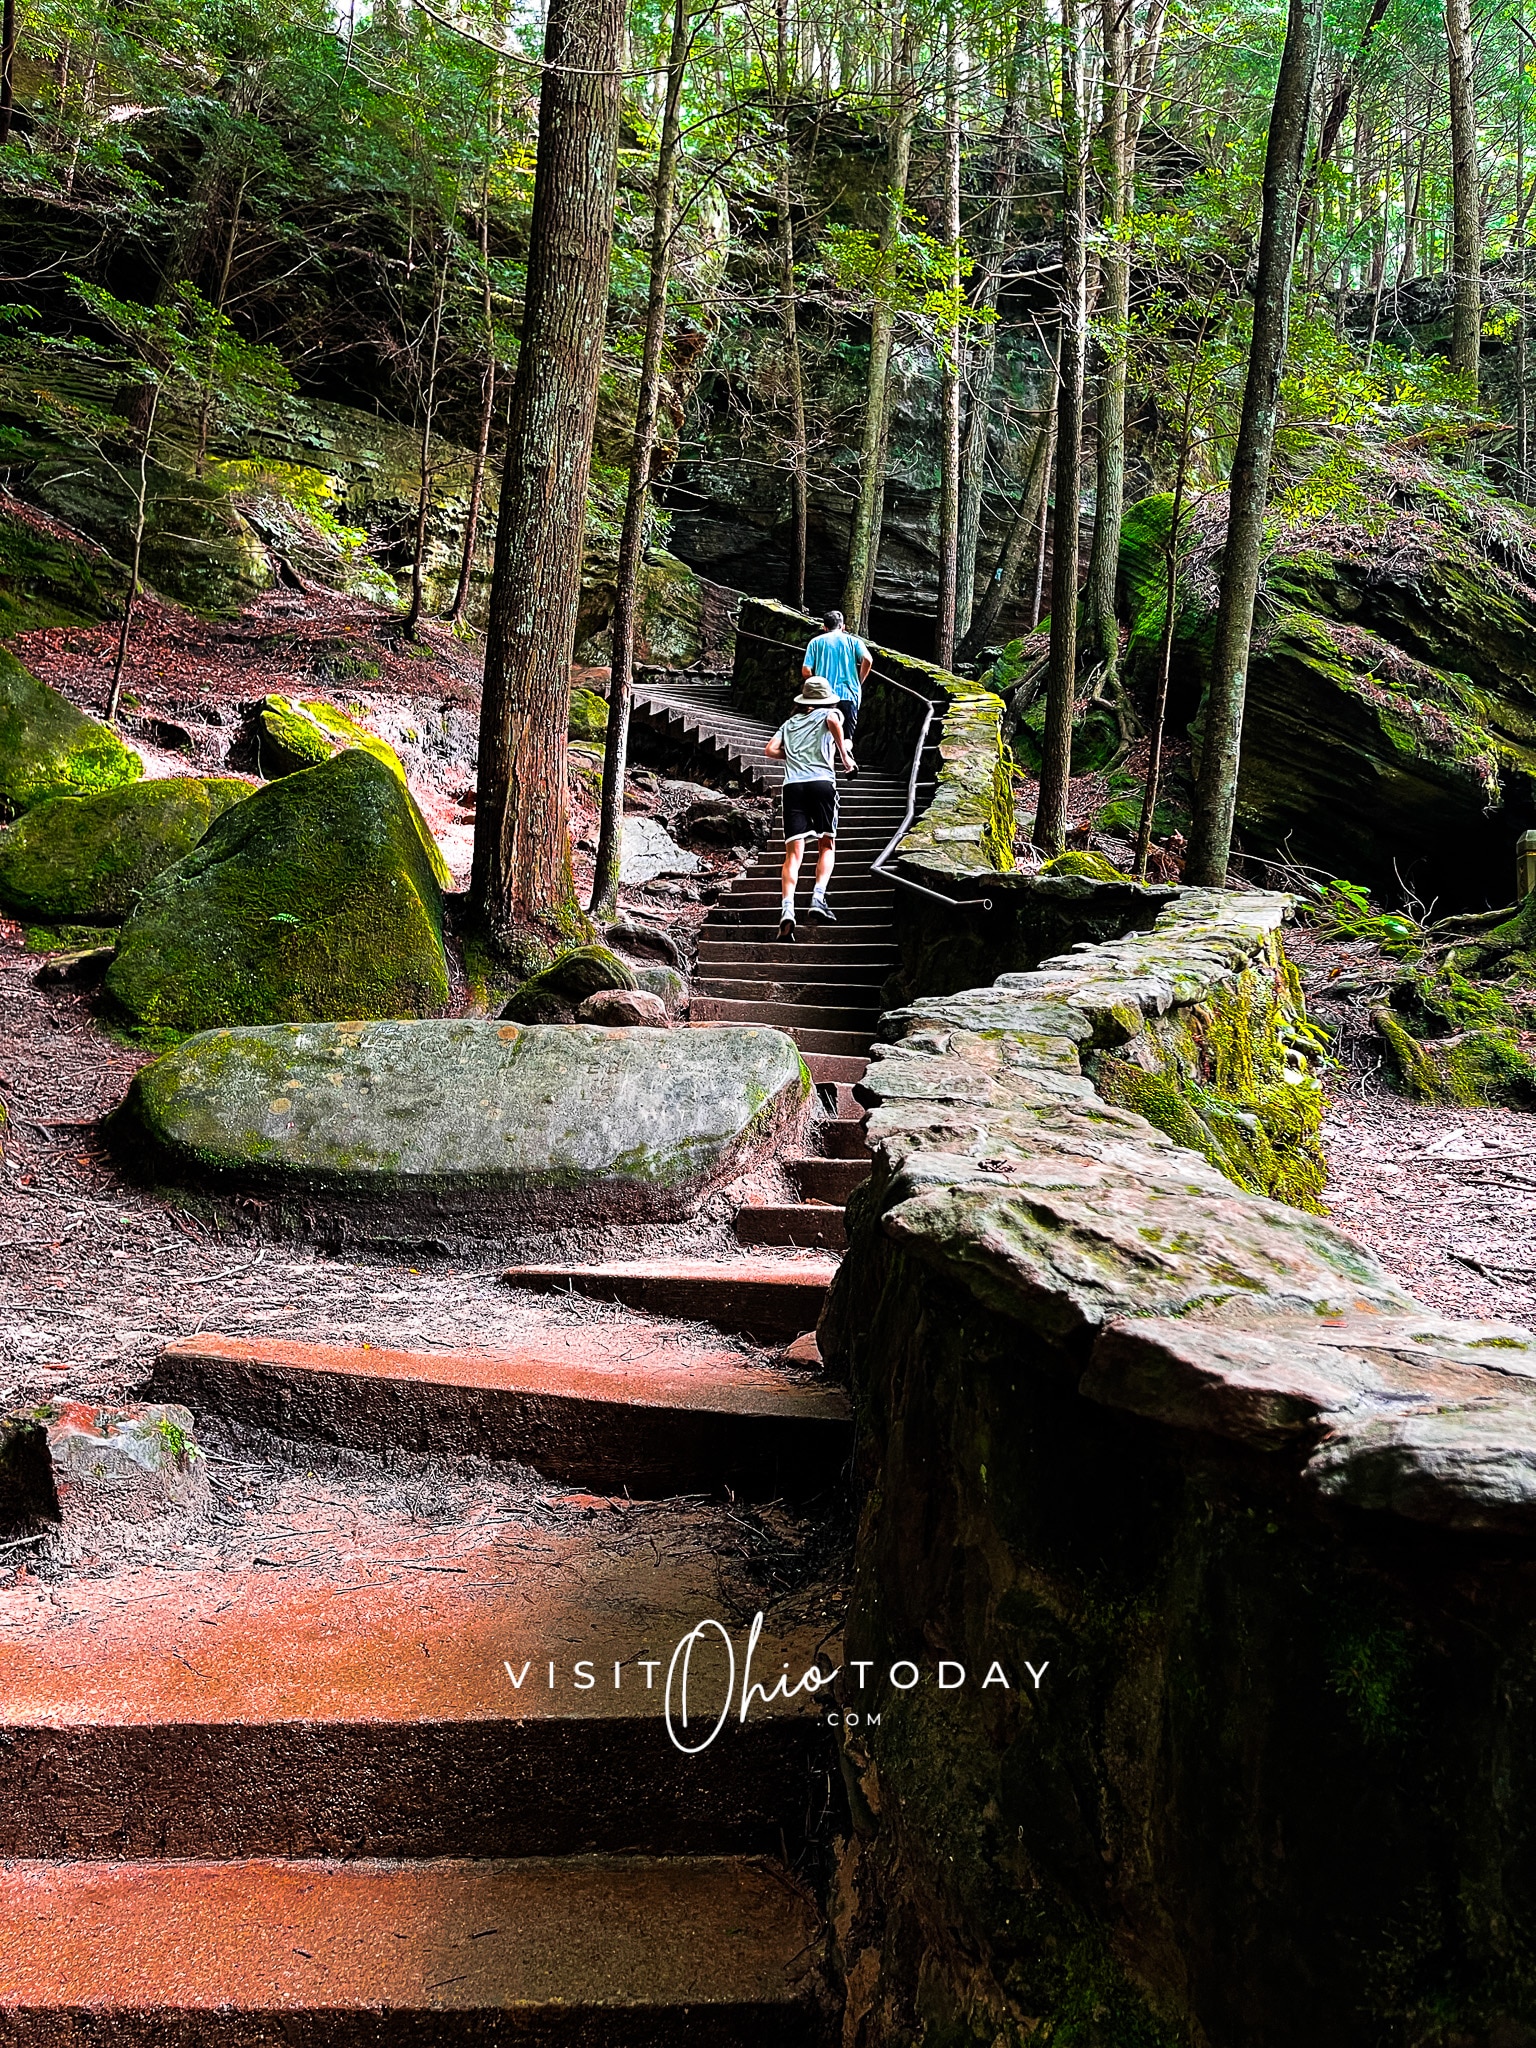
[783, 780, 838, 843]
[836, 697, 859, 741]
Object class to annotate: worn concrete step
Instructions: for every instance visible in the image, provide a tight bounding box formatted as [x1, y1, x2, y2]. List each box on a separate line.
[152, 1333, 851, 1501]
[694, 948, 897, 979]
[0, 1853, 830, 2045]
[502, 1258, 837, 1340]
[693, 979, 885, 1008]
[0, 1540, 832, 1860]
[690, 998, 878, 1036]
[708, 912, 894, 935]
[818, 1118, 870, 1158]
[734, 1204, 847, 1252]
[802, 1055, 868, 1086]
[787, 1156, 871, 1202]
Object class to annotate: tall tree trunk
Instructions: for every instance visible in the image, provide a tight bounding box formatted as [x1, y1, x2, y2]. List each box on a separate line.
[1084, 0, 1129, 691]
[588, 0, 690, 921]
[954, 404, 1052, 665]
[842, 14, 916, 630]
[403, 243, 448, 639]
[470, 0, 624, 957]
[935, 25, 962, 670]
[1031, 397, 1056, 630]
[1185, 0, 1322, 887]
[451, 176, 499, 625]
[775, 0, 808, 607]
[108, 385, 160, 724]
[0, 0, 17, 147]
[1445, 0, 1481, 385]
[954, 18, 1026, 643]
[1033, 0, 1089, 855]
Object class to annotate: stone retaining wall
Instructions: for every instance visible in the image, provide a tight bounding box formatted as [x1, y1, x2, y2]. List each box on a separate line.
[824, 888, 1536, 2048]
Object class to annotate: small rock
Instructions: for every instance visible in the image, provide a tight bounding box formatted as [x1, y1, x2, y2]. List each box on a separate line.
[501, 944, 637, 1024]
[604, 918, 684, 968]
[677, 794, 766, 848]
[577, 987, 670, 1027]
[631, 963, 687, 1014]
[34, 945, 115, 986]
[0, 1400, 207, 1534]
[620, 813, 700, 885]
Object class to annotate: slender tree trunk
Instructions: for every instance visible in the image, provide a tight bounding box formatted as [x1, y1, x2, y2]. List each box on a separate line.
[588, 0, 690, 921]
[451, 178, 499, 624]
[1445, 0, 1481, 386]
[1186, 0, 1322, 887]
[470, 0, 624, 956]
[1033, 0, 1089, 855]
[842, 14, 916, 629]
[935, 26, 962, 670]
[0, 0, 17, 147]
[954, 406, 1051, 664]
[1084, 0, 1129, 692]
[775, 0, 808, 608]
[1031, 399, 1056, 630]
[108, 385, 160, 724]
[403, 245, 448, 639]
[1293, 0, 1390, 246]
[955, 19, 1025, 642]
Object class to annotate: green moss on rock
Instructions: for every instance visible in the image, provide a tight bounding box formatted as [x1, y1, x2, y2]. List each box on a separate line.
[0, 776, 251, 922]
[1374, 1004, 1536, 1107]
[568, 687, 609, 743]
[104, 749, 448, 1033]
[0, 650, 142, 815]
[1041, 849, 1127, 883]
[501, 944, 638, 1024]
[248, 694, 449, 886]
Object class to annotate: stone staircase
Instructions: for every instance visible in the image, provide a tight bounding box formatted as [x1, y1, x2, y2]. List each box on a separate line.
[0, 673, 920, 2040]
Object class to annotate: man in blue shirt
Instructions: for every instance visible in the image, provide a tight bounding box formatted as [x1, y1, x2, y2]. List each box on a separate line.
[802, 609, 872, 743]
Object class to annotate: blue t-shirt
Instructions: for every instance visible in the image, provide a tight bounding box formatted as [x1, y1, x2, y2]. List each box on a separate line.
[804, 630, 868, 701]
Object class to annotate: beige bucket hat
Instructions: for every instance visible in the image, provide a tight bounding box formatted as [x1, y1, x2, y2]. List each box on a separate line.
[794, 676, 840, 708]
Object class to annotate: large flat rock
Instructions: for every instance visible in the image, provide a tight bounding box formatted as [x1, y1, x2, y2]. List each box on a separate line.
[119, 1018, 809, 1226]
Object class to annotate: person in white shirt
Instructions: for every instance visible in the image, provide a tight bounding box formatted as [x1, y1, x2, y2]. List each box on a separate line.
[764, 676, 857, 941]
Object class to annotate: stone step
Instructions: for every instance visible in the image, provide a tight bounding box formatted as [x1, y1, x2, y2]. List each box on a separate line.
[502, 1258, 837, 1339]
[694, 948, 897, 980]
[690, 998, 878, 1036]
[0, 1540, 832, 1859]
[802, 1055, 868, 1086]
[152, 1333, 852, 1501]
[787, 1156, 871, 1201]
[734, 1204, 847, 1252]
[0, 1853, 830, 2044]
[693, 979, 885, 1008]
[819, 1117, 870, 1158]
[708, 912, 894, 936]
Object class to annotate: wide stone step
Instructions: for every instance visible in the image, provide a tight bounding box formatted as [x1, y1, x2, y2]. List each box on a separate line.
[690, 998, 878, 1035]
[708, 912, 894, 935]
[693, 979, 885, 1008]
[0, 1542, 830, 1859]
[819, 1117, 870, 1158]
[785, 1026, 877, 1056]
[0, 1853, 829, 2045]
[734, 1204, 847, 1251]
[152, 1333, 851, 1501]
[787, 1156, 871, 1201]
[694, 947, 897, 978]
[502, 1258, 837, 1339]
[802, 1054, 867, 1086]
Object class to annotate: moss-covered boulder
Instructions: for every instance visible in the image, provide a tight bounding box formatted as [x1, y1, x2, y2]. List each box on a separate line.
[0, 776, 251, 923]
[244, 694, 449, 886]
[1119, 489, 1536, 901]
[104, 749, 449, 1033]
[568, 687, 609, 743]
[1040, 848, 1126, 883]
[500, 944, 638, 1024]
[1373, 1005, 1536, 1107]
[0, 650, 142, 816]
[120, 1017, 809, 1227]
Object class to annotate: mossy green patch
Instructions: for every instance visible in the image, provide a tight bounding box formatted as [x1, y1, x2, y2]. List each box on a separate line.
[104, 749, 448, 1033]
[1374, 1004, 1536, 1107]
[248, 694, 450, 887]
[501, 943, 638, 1023]
[0, 508, 126, 638]
[568, 687, 609, 743]
[0, 776, 251, 922]
[0, 649, 142, 816]
[1041, 849, 1126, 883]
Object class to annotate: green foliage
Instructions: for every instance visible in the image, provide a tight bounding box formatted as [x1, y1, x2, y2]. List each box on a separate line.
[1299, 877, 1425, 959]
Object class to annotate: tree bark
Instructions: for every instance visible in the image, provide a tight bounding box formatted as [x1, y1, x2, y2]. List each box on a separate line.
[588, 0, 690, 922]
[470, 0, 624, 957]
[402, 242, 448, 639]
[954, 404, 1051, 666]
[451, 176, 499, 624]
[108, 383, 160, 725]
[1445, 0, 1481, 385]
[842, 14, 916, 629]
[935, 26, 962, 670]
[1083, 0, 1129, 690]
[955, 16, 1027, 642]
[1033, 0, 1089, 856]
[0, 0, 17, 148]
[1185, 0, 1322, 887]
